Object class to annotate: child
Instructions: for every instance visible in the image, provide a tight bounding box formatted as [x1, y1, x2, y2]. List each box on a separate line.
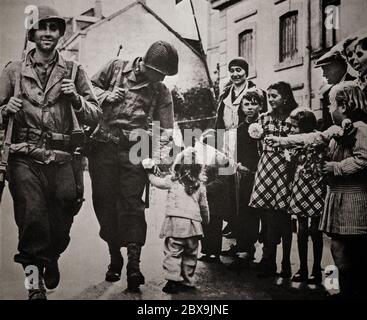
[146, 148, 210, 294]
[287, 108, 325, 284]
[267, 82, 367, 299]
[228, 89, 266, 269]
[249, 81, 298, 278]
[199, 164, 230, 263]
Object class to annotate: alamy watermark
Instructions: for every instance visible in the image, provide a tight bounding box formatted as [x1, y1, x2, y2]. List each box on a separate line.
[324, 5, 340, 30]
[126, 121, 238, 175]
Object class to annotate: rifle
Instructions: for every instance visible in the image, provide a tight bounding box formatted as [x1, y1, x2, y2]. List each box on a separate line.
[0, 33, 28, 202]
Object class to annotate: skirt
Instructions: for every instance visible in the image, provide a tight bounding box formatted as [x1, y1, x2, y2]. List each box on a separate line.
[288, 170, 326, 218]
[249, 151, 291, 210]
[320, 185, 367, 235]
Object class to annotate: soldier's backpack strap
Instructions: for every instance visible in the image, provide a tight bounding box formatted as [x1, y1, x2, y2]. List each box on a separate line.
[69, 61, 82, 132]
[109, 59, 129, 91]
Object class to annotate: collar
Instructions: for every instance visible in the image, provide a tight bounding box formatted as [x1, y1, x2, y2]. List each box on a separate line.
[25, 48, 66, 70]
[127, 57, 151, 90]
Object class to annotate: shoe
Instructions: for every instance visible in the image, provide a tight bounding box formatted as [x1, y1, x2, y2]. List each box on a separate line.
[291, 270, 308, 283]
[220, 245, 238, 257]
[253, 259, 267, 271]
[28, 289, 47, 300]
[127, 270, 145, 292]
[223, 232, 236, 239]
[278, 269, 292, 279]
[221, 224, 231, 235]
[162, 281, 180, 294]
[44, 260, 60, 290]
[227, 257, 250, 271]
[105, 256, 124, 282]
[307, 272, 322, 285]
[198, 255, 220, 263]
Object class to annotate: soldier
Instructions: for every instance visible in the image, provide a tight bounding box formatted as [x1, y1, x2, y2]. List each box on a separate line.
[89, 41, 178, 292]
[0, 5, 100, 300]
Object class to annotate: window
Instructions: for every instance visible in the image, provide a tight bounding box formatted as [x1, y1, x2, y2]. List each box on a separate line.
[238, 29, 254, 74]
[279, 11, 298, 63]
[322, 0, 341, 48]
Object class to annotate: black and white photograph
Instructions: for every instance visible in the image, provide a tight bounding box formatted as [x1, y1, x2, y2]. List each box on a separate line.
[0, 0, 367, 306]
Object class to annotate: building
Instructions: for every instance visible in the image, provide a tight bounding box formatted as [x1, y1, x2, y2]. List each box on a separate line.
[207, 0, 367, 118]
[58, 0, 210, 91]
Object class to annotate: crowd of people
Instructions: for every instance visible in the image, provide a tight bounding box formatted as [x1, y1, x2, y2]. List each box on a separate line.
[1, 4, 367, 300]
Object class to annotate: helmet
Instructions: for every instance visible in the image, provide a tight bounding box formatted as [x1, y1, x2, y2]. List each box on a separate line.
[27, 5, 66, 42]
[143, 41, 179, 76]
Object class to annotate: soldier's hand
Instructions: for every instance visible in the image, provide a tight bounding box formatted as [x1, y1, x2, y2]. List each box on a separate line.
[2, 97, 23, 117]
[61, 79, 79, 104]
[106, 87, 125, 103]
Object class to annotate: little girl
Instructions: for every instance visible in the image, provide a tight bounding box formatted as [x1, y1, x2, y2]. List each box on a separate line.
[267, 82, 367, 299]
[146, 148, 210, 294]
[287, 108, 325, 284]
[249, 81, 298, 278]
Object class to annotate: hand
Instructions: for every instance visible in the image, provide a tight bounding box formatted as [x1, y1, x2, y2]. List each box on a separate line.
[199, 172, 208, 183]
[322, 161, 335, 175]
[106, 87, 126, 103]
[61, 79, 79, 104]
[237, 163, 250, 175]
[265, 135, 281, 147]
[2, 97, 23, 117]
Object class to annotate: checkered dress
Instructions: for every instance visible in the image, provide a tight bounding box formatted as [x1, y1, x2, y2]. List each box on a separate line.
[249, 112, 292, 210]
[288, 168, 326, 217]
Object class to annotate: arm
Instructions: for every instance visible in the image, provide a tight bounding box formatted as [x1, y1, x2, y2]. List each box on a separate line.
[73, 65, 101, 127]
[199, 186, 210, 225]
[152, 84, 174, 161]
[328, 127, 367, 176]
[148, 173, 173, 190]
[0, 63, 19, 127]
[266, 125, 343, 147]
[91, 59, 119, 108]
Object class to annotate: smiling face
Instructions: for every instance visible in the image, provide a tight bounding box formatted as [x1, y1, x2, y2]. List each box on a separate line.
[268, 89, 285, 111]
[229, 66, 247, 86]
[33, 20, 62, 53]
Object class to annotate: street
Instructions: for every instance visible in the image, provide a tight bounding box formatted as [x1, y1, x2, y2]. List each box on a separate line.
[0, 172, 334, 300]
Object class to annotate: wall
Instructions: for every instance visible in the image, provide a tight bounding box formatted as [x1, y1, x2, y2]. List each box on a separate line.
[207, 0, 367, 116]
[73, 4, 208, 90]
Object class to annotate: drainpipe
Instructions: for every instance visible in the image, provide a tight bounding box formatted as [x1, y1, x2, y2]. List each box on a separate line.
[305, 0, 312, 109]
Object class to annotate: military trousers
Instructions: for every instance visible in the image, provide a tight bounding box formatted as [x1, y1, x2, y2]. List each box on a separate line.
[88, 141, 148, 248]
[8, 156, 78, 267]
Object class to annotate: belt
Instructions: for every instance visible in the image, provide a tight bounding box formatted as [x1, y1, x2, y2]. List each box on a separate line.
[14, 128, 71, 151]
[91, 125, 144, 146]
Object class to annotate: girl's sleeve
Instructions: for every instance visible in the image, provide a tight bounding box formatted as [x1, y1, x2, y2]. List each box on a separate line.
[276, 127, 340, 146]
[148, 174, 173, 190]
[332, 127, 367, 176]
[199, 186, 210, 225]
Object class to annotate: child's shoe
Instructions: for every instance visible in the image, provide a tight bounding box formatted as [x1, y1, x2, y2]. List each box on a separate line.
[291, 269, 308, 283]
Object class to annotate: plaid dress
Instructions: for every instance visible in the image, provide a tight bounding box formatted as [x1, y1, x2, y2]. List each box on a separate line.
[288, 143, 327, 217]
[288, 169, 326, 217]
[249, 112, 292, 210]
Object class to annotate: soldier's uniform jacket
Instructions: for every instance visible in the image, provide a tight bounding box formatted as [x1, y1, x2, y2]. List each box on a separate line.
[0, 48, 100, 151]
[91, 58, 174, 134]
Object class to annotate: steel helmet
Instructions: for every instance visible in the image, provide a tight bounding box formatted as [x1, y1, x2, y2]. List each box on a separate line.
[27, 5, 66, 42]
[143, 41, 179, 76]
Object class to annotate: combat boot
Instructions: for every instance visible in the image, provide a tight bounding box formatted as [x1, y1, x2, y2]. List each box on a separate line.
[105, 244, 124, 282]
[25, 265, 47, 300]
[44, 260, 60, 290]
[126, 243, 145, 292]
